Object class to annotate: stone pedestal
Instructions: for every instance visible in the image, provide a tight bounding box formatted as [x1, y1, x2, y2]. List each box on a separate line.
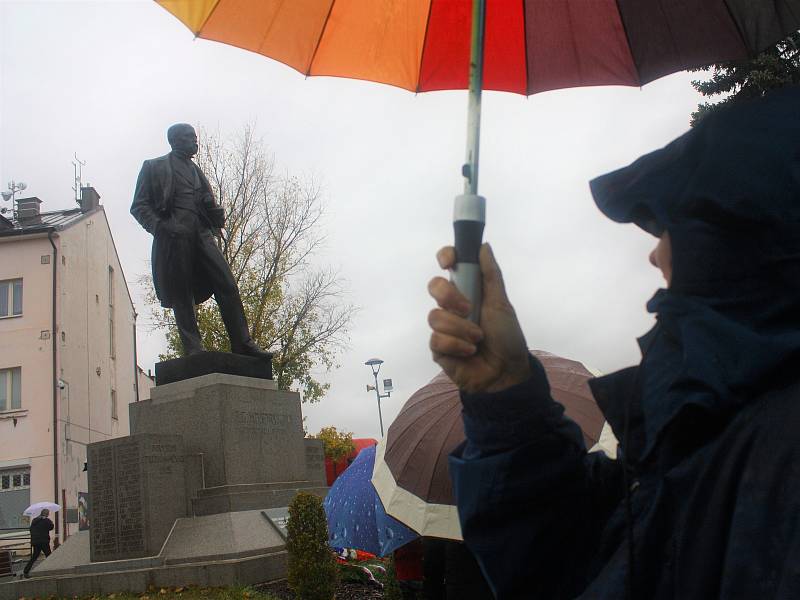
[87, 435, 187, 562]
[86, 362, 328, 567]
[130, 374, 307, 487]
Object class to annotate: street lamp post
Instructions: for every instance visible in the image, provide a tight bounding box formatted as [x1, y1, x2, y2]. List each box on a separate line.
[365, 358, 392, 437]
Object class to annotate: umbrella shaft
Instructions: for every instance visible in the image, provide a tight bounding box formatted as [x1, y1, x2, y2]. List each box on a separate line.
[464, 0, 486, 196]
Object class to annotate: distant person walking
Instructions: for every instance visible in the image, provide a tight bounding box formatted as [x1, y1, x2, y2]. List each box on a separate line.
[23, 509, 53, 578]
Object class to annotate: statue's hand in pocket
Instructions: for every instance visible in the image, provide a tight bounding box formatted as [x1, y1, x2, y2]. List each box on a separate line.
[156, 218, 191, 239]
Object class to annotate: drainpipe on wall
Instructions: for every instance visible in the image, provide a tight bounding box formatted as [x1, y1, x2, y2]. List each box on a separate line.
[47, 230, 60, 543]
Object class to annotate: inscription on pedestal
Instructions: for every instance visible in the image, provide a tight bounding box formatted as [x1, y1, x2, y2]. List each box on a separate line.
[88, 434, 186, 562]
[117, 441, 145, 554]
[235, 411, 300, 432]
[89, 444, 116, 557]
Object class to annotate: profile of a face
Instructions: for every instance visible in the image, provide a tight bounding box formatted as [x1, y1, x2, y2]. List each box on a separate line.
[169, 125, 199, 157]
[649, 231, 672, 286]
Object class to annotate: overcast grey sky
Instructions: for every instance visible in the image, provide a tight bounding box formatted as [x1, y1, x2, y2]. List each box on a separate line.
[1, 0, 706, 439]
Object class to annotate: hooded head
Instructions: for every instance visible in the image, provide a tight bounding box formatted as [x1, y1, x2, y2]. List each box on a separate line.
[592, 85, 800, 302]
[589, 86, 800, 459]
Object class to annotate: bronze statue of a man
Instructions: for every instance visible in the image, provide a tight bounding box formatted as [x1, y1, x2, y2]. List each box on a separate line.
[131, 123, 270, 360]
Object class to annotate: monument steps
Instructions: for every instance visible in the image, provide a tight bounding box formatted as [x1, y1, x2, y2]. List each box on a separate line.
[0, 549, 287, 600]
[192, 483, 329, 516]
[0, 509, 290, 599]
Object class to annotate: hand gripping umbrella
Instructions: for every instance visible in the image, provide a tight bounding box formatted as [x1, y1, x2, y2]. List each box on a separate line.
[156, 0, 800, 320]
[370, 350, 610, 539]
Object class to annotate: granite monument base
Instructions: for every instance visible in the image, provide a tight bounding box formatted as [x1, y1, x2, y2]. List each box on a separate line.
[84, 361, 327, 571]
[130, 373, 319, 487]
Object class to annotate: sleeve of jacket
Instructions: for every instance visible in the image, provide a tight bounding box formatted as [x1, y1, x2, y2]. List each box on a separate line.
[449, 355, 624, 600]
[130, 160, 161, 235]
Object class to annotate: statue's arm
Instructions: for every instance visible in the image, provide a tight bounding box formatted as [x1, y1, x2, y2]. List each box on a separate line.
[197, 166, 225, 230]
[197, 166, 217, 206]
[130, 161, 162, 235]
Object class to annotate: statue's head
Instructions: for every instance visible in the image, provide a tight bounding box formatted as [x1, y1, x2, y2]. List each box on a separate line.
[167, 123, 198, 158]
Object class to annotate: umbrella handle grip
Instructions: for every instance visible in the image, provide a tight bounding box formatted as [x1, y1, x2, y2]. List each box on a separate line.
[452, 194, 486, 323]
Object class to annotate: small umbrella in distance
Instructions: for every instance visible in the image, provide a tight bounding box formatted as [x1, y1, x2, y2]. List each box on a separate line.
[324, 445, 418, 557]
[372, 349, 610, 539]
[23, 502, 60, 517]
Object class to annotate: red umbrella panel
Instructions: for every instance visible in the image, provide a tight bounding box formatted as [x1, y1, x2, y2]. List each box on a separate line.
[371, 349, 614, 539]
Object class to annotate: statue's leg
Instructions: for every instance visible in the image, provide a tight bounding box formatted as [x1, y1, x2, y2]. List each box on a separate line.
[165, 213, 205, 356]
[198, 231, 271, 360]
[173, 302, 205, 355]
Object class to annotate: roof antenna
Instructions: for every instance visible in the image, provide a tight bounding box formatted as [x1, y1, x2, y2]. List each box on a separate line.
[72, 154, 86, 206]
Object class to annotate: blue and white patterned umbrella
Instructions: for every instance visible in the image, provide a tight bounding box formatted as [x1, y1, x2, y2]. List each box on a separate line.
[324, 445, 418, 557]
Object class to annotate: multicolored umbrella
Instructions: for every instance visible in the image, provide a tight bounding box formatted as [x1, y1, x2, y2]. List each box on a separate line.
[156, 1, 800, 319]
[324, 445, 418, 557]
[371, 350, 611, 539]
[156, 1, 800, 97]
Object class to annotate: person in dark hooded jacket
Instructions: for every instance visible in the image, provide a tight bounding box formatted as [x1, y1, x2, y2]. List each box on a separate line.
[426, 85, 800, 599]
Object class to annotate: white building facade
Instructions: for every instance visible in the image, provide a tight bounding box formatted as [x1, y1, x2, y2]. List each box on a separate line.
[0, 188, 153, 543]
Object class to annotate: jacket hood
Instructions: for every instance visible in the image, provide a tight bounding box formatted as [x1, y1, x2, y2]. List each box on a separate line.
[589, 86, 800, 460]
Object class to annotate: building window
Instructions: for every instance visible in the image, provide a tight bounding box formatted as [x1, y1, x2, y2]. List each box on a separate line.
[0, 367, 21, 411]
[0, 279, 22, 318]
[111, 389, 118, 420]
[108, 267, 115, 359]
[108, 266, 114, 306]
[109, 317, 115, 359]
[0, 468, 30, 492]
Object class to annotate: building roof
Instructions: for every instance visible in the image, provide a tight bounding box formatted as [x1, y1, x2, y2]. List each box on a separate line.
[0, 206, 90, 238]
[0, 197, 138, 316]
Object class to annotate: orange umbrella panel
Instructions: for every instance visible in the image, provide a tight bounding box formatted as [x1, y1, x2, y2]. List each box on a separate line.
[158, 0, 431, 92]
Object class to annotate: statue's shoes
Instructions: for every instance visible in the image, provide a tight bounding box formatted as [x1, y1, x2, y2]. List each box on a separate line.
[235, 342, 273, 363]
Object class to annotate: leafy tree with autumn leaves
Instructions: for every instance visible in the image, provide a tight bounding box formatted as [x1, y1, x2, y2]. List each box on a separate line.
[314, 426, 356, 479]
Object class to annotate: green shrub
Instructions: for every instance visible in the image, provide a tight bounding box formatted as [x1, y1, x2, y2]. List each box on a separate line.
[383, 555, 403, 600]
[286, 492, 338, 600]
